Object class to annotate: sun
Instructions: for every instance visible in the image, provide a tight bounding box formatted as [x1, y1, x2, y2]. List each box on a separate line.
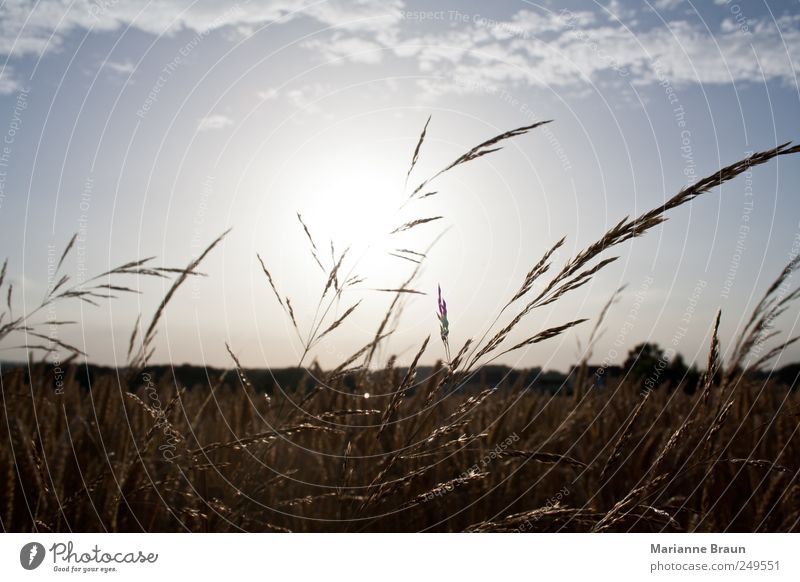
[290, 151, 434, 282]
[304, 160, 401, 250]
[259, 126, 451, 294]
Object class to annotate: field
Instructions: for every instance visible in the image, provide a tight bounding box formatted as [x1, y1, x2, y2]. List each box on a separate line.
[1, 122, 799, 533]
[1, 358, 799, 532]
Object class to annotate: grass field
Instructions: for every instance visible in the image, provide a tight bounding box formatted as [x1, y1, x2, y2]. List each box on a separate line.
[1, 357, 799, 532]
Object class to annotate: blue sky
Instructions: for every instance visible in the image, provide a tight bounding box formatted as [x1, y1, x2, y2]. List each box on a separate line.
[1, 0, 799, 372]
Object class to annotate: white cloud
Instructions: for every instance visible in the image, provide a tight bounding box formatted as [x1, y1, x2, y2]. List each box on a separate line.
[511, 9, 596, 33]
[257, 88, 279, 101]
[284, 82, 332, 115]
[197, 114, 233, 131]
[0, 66, 21, 94]
[1, 0, 798, 104]
[366, 8, 800, 99]
[302, 34, 384, 64]
[603, 0, 639, 22]
[303, 0, 404, 33]
[0, 0, 404, 60]
[102, 60, 136, 75]
[654, 0, 685, 10]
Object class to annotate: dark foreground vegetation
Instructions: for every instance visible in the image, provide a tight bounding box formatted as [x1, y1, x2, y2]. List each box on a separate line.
[1, 354, 799, 532]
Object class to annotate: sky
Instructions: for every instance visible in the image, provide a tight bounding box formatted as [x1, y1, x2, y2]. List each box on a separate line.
[1, 0, 799, 372]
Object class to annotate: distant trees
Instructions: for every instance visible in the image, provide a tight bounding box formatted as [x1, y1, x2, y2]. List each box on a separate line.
[623, 342, 700, 393]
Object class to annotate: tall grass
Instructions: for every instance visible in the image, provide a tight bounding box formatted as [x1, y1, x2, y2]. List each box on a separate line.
[1, 119, 799, 532]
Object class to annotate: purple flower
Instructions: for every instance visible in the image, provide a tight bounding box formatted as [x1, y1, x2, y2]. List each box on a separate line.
[436, 284, 451, 364]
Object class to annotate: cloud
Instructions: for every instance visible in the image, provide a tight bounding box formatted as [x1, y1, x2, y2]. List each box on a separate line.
[257, 88, 279, 101]
[302, 34, 384, 64]
[303, 0, 404, 33]
[197, 114, 233, 131]
[255, 83, 337, 119]
[364, 8, 800, 99]
[0, 66, 21, 94]
[653, 0, 685, 10]
[602, 0, 640, 22]
[1, 0, 798, 104]
[102, 60, 136, 75]
[243, 3, 799, 110]
[285, 82, 333, 115]
[0, 0, 404, 60]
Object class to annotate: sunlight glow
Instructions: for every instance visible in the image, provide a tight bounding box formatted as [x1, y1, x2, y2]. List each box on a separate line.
[301, 157, 403, 250]
[284, 146, 439, 287]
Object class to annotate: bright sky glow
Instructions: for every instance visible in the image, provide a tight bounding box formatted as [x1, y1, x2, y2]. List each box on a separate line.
[1, 0, 799, 372]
